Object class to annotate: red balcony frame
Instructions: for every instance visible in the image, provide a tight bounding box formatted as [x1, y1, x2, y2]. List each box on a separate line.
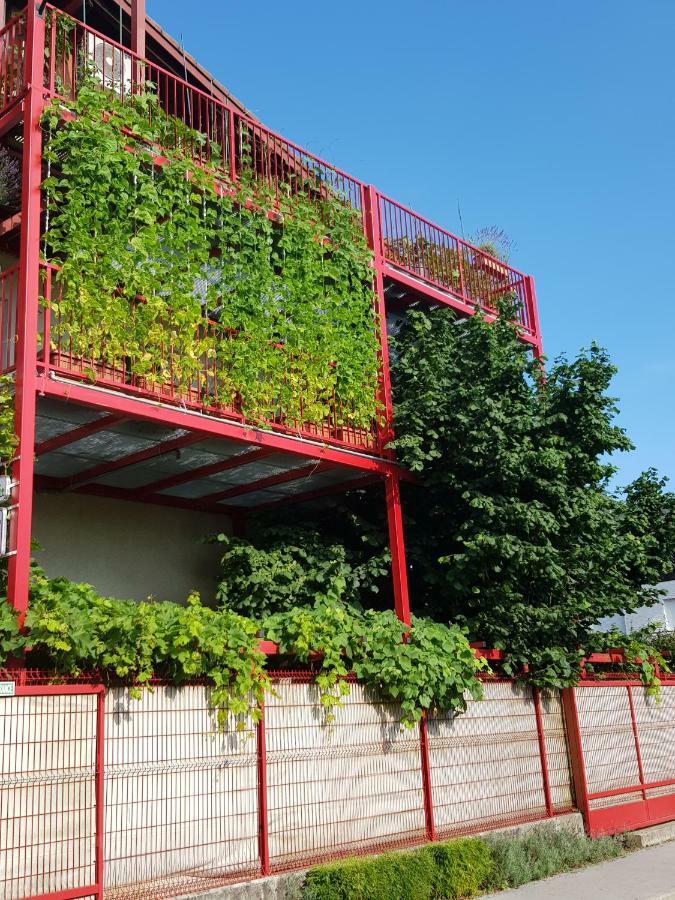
[0, 1, 542, 630]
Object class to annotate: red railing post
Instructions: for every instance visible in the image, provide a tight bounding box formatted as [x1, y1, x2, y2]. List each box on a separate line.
[95, 686, 106, 900]
[131, 0, 146, 90]
[419, 710, 436, 841]
[533, 687, 553, 817]
[257, 702, 270, 876]
[561, 687, 591, 833]
[6, 1, 45, 622]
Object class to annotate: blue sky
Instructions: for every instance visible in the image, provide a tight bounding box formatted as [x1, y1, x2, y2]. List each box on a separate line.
[150, 0, 674, 488]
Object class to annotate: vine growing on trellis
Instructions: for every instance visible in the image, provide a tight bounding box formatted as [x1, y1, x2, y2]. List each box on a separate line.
[41, 80, 380, 432]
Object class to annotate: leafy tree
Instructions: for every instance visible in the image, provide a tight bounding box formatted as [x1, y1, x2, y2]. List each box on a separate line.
[212, 522, 389, 618]
[391, 305, 675, 686]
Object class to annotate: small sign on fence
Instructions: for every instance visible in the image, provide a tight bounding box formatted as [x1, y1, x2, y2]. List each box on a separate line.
[0, 681, 16, 697]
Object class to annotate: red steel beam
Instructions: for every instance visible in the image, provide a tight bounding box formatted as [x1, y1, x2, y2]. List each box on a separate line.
[62, 431, 204, 490]
[199, 460, 333, 503]
[138, 446, 275, 498]
[34, 475, 237, 516]
[41, 378, 405, 477]
[34, 414, 127, 456]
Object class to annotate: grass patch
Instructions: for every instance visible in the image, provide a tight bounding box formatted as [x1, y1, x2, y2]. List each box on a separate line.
[484, 825, 624, 890]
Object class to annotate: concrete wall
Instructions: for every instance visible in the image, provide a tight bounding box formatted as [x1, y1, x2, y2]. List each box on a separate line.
[31, 491, 230, 603]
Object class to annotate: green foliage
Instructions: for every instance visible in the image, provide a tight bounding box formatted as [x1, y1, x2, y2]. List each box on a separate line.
[21, 566, 268, 725]
[212, 526, 388, 618]
[42, 80, 379, 431]
[302, 838, 492, 900]
[588, 626, 671, 697]
[0, 374, 16, 472]
[0, 597, 22, 662]
[264, 580, 486, 727]
[391, 305, 675, 689]
[484, 826, 622, 890]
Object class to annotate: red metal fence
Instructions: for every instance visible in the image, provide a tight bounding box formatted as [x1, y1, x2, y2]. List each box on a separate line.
[1, 674, 568, 899]
[564, 682, 675, 838]
[0, 682, 104, 900]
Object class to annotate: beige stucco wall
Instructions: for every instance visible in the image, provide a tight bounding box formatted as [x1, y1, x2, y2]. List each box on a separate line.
[31, 491, 230, 603]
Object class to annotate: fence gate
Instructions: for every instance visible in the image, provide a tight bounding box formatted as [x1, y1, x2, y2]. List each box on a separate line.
[0, 681, 104, 900]
[563, 682, 675, 837]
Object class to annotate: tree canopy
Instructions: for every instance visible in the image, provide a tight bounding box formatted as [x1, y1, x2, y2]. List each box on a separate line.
[391, 305, 675, 686]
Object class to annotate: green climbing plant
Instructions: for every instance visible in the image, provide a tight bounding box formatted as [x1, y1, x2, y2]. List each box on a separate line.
[41, 79, 380, 432]
[0, 374, 16, 472]
[264, 577, 487, 727]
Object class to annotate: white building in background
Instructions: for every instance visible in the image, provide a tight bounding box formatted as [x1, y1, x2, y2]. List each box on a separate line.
[596, 575, 675, 634]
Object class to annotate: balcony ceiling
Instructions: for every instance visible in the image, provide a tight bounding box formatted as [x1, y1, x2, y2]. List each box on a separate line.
[33, 397, 376, 515]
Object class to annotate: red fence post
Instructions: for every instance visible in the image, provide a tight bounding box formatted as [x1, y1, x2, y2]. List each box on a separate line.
[419, 711, 436, 841]
[626, 685, 647, 801]
[6, 1, 45, 622]
[95, 686, 106, 900]
[533, 687, 553, 817]
[560, 687, 591, 832]
[257, 702, 270, 876]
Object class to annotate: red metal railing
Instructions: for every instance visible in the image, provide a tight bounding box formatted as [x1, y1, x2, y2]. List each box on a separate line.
[39, 263, 379, 453]
[0, 263, 18, 373]
[379, 194, 537, 336]
[0, 11, 25, 114]
[43, 7, 363, 215]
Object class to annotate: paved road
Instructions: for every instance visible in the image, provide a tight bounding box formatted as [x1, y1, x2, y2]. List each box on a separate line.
[480, 841, 675, 900]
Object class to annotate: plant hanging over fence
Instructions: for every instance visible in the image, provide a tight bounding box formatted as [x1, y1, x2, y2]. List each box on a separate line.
[41, 79, 380, 433]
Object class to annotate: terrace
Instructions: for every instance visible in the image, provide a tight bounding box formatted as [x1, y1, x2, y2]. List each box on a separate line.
[0, 1, 542, 620]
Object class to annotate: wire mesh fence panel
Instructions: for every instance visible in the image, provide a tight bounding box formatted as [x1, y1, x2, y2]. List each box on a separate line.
[574, 686, 643, 811]
[265, 681, 426, 871]
[102, 686, 259, 900]
[428, 682, 555, 836]
[539, 689, 574, 812]
[0, 690, 99, 900]
[630, 685, 675, 802]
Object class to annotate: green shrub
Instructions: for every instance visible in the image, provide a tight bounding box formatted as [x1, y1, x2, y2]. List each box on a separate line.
[301, 839, 493, 900]
[429, 839, 494, 898]
[302, 850, 434, 900]
[485, 825, 623, 890]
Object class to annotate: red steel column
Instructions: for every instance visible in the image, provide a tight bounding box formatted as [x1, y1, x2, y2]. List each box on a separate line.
[6, 2, 45, 621]
[533, 687, 553, 817]
[385, 472, 411, 627]
[561, 687, 591, 832]
[419, 711, 436, 841]
[526, 275, 544, 360]
[362, 185, 412, 627]
[257, 702, 270, 876]
[131, 0, 146, 57]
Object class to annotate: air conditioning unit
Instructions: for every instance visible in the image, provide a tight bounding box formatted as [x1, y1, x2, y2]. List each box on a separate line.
[86, 33, 133, 95]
